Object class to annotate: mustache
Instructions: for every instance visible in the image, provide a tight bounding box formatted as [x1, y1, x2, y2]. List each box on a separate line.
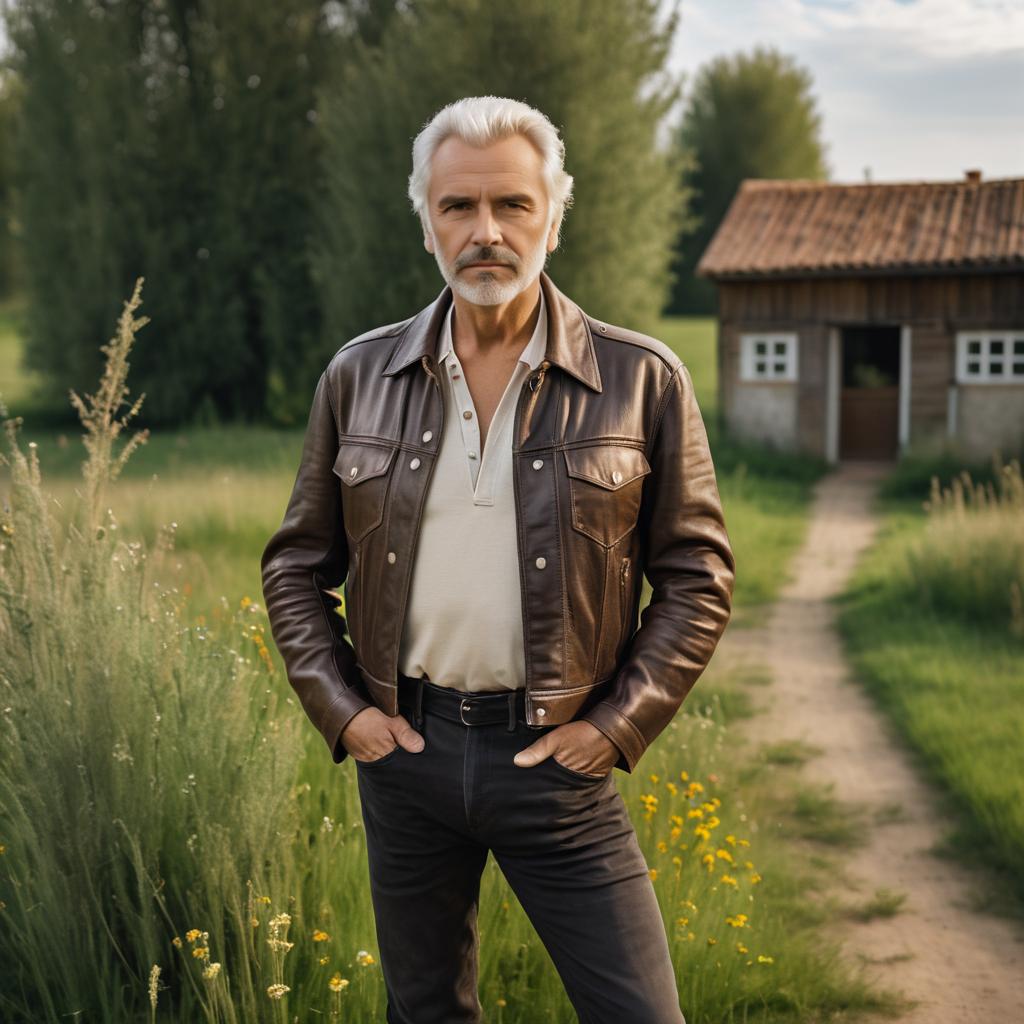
[454, 246, 520, 272]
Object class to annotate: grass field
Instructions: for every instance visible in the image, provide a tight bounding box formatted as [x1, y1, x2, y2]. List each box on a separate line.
[1, 293, 915, 1022]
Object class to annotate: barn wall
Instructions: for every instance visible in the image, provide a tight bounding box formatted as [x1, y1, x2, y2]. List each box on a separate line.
[715, 272, 1024, 459]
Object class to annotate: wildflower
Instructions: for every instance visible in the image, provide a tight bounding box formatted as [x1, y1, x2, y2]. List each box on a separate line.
[649, 773, 659, 784]
[251, 917, 259, 928]
[707, 937, 717, 946]
[185, 929, 202, 942]
[736, 943, 749, 954]
[203, 963, 222, 980]
[757, 954, 774, 964]
[720, 874, 738, 887]
[192, 946, 209, 959]
[725, 913, 748, 928]
[312, 929, 330, 942]
[750, 873, 763, 885]
[267, 983, 290, 1000]
[319, 955, 329, 966]
[715, 848, 734, 864]
[497, 998, 507, 1007]
[172, 936, 183, 949]
[329, 973, 349, 992]
[656, 840, 668, 853]
[356, 949, 376, 966]
[666, 782, 677, 796]
[148, 964, 160, 1010]
[649, 868, 658, 881]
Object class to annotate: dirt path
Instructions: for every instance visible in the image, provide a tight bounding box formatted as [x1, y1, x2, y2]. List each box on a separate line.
[718, 460, 1024, 1022]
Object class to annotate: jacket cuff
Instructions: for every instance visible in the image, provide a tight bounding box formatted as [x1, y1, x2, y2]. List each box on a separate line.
[321, 685, 374, 764]
[581, 701, 647, 774]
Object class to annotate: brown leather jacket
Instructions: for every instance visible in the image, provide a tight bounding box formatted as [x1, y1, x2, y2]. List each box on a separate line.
[261, 271, 735, 774]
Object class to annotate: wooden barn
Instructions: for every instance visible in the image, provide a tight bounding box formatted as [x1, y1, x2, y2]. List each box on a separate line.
[696, 171, 1024, 462]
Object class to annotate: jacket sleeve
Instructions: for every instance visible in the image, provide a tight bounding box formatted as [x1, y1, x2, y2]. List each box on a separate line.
[260, 369, 373, 764]
[581, 362, 735, 773]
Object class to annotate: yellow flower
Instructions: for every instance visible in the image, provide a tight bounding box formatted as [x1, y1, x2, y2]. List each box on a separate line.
[679, 770, 689, 781]
[707, 937, 717, 946]
[266, 983, 290, 1000]
[192, 947, 208, 959]
[757, 954, 774, 964]
[356, 949, 376, 966]
[497, 998, 507, 1007]
[251, 917, 259, 928]
[319, 955, 330, 966]
[329, 973, 349, 993]
[649, 773, 659, 783]
[736, 943, 749, 954]
[203, 963, 222, 980]
[750, 873, 763, 885]
[715, 848, 734, 863]
[185, 929, 202, 942]
[240, 596, 252, 609]
[666, 782, 677, 795]
[725, 913, 748, 928]
[172, 936, 183, 949]
[649, 868, 658, 881]
[720, 874, 738, 887]
[312, 929, 330, 942]
[656, 840, 668, 853]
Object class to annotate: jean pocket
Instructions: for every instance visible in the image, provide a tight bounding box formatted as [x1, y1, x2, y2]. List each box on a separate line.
[548, 754, 609, 783]
[354, 743, 400, 768]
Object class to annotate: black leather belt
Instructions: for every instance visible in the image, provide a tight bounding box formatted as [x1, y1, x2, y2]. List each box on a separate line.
[397, 672, 529, 732]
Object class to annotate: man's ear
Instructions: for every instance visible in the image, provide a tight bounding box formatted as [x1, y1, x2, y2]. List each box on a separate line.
[546, 211, 562, 253]
[421, 213, 435, 254]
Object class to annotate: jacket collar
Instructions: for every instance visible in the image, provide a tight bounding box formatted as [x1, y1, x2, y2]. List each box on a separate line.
[381, 270, 602, 393]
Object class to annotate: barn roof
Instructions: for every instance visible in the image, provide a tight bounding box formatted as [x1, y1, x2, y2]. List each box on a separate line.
[696, 173, 1024, 279]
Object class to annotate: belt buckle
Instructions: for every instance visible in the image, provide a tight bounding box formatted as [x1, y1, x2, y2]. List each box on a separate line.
[459, 698, 476, 726]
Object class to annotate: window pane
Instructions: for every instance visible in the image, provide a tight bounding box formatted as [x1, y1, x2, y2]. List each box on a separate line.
[1014, 339, 1024, 355]
[773, 362, 786, 374]
[990, 362, 1003, 374]
[967, 340, 982, 354]
[755, 341, 767, 355]
[774, 341, 786, 354]
[967, 361, 981, 374]
[991, 339, 1004, 354]
[1013, 362, 1024, 376]
[755, 361, 766, 374]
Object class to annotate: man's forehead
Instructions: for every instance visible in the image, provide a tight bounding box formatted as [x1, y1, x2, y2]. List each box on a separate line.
[428, 135, 545, 194]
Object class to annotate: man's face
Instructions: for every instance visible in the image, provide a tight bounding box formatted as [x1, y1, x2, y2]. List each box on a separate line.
[422, 133, 560, 306]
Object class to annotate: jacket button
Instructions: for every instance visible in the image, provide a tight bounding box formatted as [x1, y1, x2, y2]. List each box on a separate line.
[410, 457, 421, 470]
[349, 466, 358, 478]
[387, 551, 396, 564]
[532, 459, 543, 470]
[535, 556, 546, 569]
[536, 707, 546, 717]
[422, 430, 433, 443]
[612, 470, 622, 484]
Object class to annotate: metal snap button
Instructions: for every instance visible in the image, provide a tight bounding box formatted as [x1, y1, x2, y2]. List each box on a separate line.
[387, 551, 396, 564]
[535, 556, 546, 569]
[536, 707, 546, 717]
[532, 459, 544, 470]
[349, 466, 357, 478]
[410, 457, 421, 470]
[612, 470, 622, 484]
[422, 430, 433, 443]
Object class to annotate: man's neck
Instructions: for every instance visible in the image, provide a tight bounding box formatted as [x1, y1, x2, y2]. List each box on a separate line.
[450, 277, 542, 362]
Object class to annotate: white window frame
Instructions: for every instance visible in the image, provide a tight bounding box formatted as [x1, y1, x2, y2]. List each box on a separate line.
[955, 330, 1024, 384]
[739, 332, 798, 382]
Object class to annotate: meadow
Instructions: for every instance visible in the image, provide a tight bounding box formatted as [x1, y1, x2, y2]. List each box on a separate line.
[835, 451, 1024, 907]
[1, 286, 911, 1022]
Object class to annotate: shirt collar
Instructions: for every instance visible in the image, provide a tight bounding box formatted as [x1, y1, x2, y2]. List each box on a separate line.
[436, 288, 548, 371]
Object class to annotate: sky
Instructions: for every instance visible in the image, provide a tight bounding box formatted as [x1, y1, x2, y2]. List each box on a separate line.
[667, 0, 1024, 184]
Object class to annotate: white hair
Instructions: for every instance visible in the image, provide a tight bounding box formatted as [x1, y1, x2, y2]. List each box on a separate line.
[408, 95, 575, 244]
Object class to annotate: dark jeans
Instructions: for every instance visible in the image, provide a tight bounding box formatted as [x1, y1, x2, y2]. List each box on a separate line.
[354, 677, 686, 1024]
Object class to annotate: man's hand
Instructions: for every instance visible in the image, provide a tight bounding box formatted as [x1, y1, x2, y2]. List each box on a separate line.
[513, 721, 619, 777]
[339, 706, 425, 762]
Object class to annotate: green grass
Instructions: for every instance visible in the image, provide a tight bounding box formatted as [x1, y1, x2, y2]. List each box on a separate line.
[1, 296, 902, 1022]
[835, 457, 1024, 909]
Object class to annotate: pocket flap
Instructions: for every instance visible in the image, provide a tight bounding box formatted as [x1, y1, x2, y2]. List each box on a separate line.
[333, 441, 397, 486]
[563, 445, 651, 491]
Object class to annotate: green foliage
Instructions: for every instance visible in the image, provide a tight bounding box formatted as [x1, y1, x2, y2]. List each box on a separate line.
[0, 71, 21, 299]
[669, 45, 830, 314]
[316, 0, 688, 357]
[2, 0, 332, 426]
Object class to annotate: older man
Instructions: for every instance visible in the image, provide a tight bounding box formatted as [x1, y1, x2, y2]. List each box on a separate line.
[261, 95, 735, 1024]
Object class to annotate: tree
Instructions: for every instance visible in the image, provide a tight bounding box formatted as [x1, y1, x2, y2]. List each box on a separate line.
[315, 0, 688, 363]
[3, 0, 338, 425]
[668, 45, 830, 315]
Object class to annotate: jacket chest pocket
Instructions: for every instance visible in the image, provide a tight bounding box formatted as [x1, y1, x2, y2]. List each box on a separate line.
[563, 444, 652, 548]
[333, 440, 398, 543]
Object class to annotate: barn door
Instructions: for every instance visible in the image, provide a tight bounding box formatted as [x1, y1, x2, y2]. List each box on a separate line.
[838, 325, 901, 460]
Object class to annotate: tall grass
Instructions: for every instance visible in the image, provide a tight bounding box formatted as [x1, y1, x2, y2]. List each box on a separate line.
[0, 280, 304, 1021]
[910, 455, 1024, 636]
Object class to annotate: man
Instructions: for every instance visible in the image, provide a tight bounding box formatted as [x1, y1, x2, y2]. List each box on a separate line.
[261, 95, 735, 1024]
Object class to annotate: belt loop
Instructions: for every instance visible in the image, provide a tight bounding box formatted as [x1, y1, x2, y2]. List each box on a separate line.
[414, 677, 425, 731]
[507, 690, 516, 732]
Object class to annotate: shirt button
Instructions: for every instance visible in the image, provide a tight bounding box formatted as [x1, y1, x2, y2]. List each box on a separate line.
[536, 707, 547, 717]
[612, 470, 622, 485]
[535, 556, 546, 569]
[463, 410, 473, 420]
[422, 430, 433, 443]
[468, 451, 478, 459]
[387, 551, 396, 564]
[409, 457, 421, 470]
[532, 459, 544, 470]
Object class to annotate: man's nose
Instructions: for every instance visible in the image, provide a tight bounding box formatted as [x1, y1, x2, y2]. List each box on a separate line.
[470, 205, 503, 247]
